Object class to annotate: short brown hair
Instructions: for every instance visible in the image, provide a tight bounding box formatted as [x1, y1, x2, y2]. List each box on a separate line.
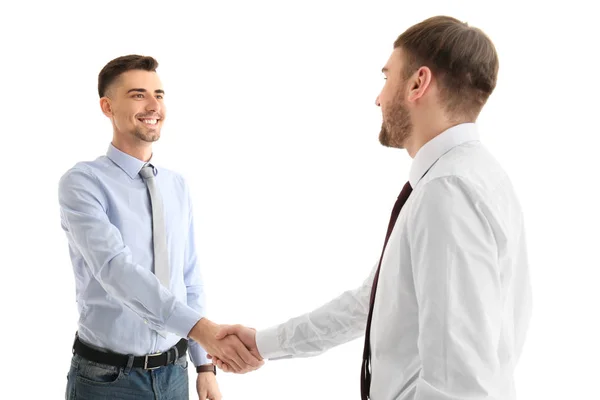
[394, 16, 499, 119]
[97, 55, 159, 98]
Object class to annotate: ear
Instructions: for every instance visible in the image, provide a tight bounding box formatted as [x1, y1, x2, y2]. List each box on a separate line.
[407, 66, 433, 103]
[100, 97, 113, 118]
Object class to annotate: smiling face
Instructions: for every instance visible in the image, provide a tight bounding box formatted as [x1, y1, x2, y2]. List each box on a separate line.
[100, 69, 166, 144]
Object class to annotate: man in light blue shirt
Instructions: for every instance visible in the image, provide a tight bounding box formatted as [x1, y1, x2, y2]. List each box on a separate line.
[59, 55, 262, 400]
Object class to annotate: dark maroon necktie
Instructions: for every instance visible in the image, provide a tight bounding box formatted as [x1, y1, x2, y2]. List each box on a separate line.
[361, 181, 413, 400]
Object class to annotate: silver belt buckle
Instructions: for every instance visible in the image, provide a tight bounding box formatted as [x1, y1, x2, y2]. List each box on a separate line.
[144, 352, 163, 370]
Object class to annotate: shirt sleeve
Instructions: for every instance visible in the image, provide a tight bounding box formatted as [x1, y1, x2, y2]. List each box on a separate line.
[181, 181, 209, 366]
[58, 167, 202, 338]
[255, 262, 377, 360]
[408, 176, 503, 399]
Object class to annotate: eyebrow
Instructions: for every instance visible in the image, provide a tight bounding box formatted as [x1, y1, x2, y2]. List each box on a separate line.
[127, 88, 165, 94]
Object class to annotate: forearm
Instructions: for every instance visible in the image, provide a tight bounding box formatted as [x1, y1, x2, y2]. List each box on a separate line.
[256, 265, 376, 360]
[97, 251, 202, 336]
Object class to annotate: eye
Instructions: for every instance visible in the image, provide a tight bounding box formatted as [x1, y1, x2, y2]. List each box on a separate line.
[133, 94, 144, 98]
[156, 95, 164, 99]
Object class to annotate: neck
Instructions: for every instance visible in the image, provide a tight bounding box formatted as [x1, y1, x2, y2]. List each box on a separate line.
[405, 116, 472, 158]
[112, 134, 153, 162]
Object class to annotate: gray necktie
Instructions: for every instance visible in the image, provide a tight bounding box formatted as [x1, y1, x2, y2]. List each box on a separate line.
[139, 164, 171, 289]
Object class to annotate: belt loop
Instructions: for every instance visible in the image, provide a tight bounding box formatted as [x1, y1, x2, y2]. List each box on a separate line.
[174, 345, 179, 361]
[124, 354, 134, 376]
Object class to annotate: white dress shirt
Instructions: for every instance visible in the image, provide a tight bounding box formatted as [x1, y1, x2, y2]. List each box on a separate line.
[256, 123, 532, 400]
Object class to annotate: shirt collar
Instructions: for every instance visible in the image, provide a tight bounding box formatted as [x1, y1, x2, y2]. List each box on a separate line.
[106, 143, 157, 180]
[409, 122, 480, 188]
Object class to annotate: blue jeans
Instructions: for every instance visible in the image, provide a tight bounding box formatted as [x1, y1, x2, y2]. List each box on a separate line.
[66, 353, 189, 399]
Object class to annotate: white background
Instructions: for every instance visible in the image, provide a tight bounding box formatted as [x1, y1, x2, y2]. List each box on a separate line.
[1, 0, 599, 399]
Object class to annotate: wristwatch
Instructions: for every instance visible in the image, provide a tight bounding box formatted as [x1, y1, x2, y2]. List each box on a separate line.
[196, 364, 217, 375]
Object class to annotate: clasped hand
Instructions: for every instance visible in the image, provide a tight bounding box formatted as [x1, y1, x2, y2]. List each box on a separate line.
[207, 324, 262, 374]
[190, 319, 263, 374]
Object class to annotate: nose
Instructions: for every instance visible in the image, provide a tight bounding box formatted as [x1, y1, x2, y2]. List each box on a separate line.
[375, 95, 381, 107]
[145, 96, 161, 113]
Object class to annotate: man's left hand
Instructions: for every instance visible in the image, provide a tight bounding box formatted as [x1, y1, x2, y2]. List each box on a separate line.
[197, 369, 221, 400]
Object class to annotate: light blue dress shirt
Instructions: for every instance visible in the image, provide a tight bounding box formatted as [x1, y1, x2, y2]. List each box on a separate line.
[58, 144, 208, 366]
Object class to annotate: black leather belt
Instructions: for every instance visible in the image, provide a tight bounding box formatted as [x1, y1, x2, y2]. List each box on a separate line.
[73, 335, 188, 370]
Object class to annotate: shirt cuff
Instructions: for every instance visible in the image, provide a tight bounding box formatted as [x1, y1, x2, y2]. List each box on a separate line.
[188, 339, 209, 366]
[164, 301, 202, 338]
[256, 325, 289, 360]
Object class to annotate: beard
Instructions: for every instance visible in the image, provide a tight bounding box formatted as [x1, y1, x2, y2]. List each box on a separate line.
[132, 113, 162, 143]
[379, 92, 412, 149]
[133, 127, 160, 143]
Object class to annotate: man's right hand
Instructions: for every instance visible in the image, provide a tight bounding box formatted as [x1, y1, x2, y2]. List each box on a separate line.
[188, 319, 263, 373]
[207, 324, 262, 373]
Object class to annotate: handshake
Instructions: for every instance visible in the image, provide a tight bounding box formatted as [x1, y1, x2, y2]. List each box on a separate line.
[189, 318, 265, 374]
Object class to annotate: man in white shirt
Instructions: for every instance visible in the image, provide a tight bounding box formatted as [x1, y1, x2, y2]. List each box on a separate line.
[211, 15, 532, 400]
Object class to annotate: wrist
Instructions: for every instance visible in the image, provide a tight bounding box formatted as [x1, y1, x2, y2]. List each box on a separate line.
[189, 318, 213, 346]
[196, 364, 216, 375]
